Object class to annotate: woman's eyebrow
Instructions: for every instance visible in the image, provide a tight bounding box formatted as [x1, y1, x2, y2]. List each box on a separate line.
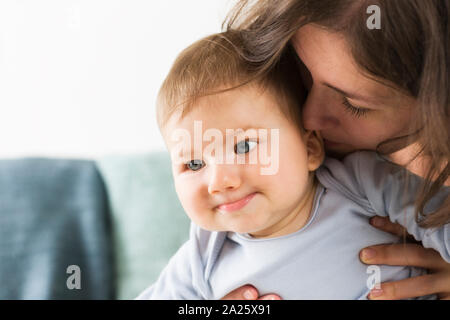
[323, 82, 384, 104]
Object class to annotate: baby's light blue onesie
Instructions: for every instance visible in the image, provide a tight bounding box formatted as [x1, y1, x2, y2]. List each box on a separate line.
[137, 151, 449, 299]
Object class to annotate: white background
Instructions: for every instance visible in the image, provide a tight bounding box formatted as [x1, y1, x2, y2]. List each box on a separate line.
[0, 0, 233, 159]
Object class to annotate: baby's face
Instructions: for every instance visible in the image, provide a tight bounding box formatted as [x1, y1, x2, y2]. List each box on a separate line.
[164, 85, 322, 238]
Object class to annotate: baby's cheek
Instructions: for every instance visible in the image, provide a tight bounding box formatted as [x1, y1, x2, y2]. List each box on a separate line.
[181, 191, 199, 213]
[182, 194, 214, 225]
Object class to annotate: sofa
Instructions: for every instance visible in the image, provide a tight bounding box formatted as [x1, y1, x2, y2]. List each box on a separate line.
[0, 152, 191, 299]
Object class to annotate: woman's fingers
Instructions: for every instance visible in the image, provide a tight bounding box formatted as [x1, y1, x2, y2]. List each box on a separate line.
[367, 274, 450, 300]
[361, 243, 450, 299]
[360, 243, 445, 271]
[369, 216, 406, 237]
[370, 217, 421, 246]
[366, 216, 450, 299]
[370, 217, 418, 243]
[221, 284, 259, 300]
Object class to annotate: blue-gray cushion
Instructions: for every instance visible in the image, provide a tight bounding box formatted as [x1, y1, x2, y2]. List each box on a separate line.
[0, 158, 114, 299]
[96, 152, 190, 300]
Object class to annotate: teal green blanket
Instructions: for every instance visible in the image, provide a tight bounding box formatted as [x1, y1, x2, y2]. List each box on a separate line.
[0, 158, 114, 299]
[96, 153, 190, 300]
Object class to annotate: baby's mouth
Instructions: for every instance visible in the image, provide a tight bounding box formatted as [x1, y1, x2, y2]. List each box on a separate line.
[216, 193, 257, 213]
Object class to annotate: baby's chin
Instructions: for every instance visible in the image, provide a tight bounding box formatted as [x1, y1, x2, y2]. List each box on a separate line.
[194, 222, 254, 234]
[194, 214, 265, 235]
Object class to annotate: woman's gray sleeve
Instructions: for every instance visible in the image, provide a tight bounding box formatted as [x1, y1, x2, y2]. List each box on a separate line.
[346, 151, 450, 263]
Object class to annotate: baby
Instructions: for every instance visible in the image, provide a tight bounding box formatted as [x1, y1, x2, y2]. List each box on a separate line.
[137, 31, 449, 299]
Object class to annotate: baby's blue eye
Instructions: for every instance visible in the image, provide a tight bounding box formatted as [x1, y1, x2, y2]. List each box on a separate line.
[186, 159, 205, 171]
[234, 140, 257, 154]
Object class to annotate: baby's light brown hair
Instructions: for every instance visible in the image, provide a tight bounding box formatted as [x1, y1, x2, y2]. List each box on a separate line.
[156, 30, 306, 133]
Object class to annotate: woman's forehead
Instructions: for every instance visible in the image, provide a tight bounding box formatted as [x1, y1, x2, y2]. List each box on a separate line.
[292, 24, 412, 108]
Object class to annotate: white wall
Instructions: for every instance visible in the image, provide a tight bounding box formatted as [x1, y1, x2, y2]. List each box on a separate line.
[0, 0, 233, 159]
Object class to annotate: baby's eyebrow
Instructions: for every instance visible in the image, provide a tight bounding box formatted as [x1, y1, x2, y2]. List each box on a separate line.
[226, 127, 260, 136]
[171, 127, 261, 150]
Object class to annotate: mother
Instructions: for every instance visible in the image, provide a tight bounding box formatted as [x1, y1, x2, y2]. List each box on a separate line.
[221, 0, 450, 299]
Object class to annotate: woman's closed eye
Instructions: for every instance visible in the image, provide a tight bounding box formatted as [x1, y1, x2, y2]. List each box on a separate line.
[342, 97, 370, 118]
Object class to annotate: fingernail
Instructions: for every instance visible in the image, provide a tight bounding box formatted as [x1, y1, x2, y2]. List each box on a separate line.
[361, 248, 376, 262]
[368, 288, 383, 299]
[243, 289, 254, 300]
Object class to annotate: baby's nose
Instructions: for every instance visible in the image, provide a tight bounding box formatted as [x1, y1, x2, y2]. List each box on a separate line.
[207, 164, 241, 195]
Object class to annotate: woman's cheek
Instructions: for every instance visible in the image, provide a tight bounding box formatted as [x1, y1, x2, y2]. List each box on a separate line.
[336, 118, 375, 150]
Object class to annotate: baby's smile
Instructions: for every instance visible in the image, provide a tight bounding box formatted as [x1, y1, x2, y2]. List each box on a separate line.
[215, 192, 258, 213]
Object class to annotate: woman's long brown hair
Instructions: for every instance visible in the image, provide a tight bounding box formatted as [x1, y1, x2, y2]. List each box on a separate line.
[224, 0, 449, 228]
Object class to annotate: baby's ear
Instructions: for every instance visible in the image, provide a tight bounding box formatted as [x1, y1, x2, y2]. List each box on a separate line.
[305, 130, 324, 171]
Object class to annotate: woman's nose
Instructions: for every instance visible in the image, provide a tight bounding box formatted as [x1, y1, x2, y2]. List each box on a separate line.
[207, 164, 241, 195]
[302, 87, 339, 131]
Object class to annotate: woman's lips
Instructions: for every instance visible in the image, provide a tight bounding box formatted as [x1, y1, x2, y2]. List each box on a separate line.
[216, 193, 257, 213]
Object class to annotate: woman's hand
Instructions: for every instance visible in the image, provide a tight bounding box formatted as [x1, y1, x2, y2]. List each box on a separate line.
[221, 284, 282, 300]
[360, 216, 450, 300]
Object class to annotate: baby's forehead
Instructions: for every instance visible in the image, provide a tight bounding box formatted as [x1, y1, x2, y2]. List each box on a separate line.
[163, 112, 264, 145]
[166, 90, 286, 130]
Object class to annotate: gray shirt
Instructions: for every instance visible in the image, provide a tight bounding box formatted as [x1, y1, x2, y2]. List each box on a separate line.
[137, 151, 449, 299]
